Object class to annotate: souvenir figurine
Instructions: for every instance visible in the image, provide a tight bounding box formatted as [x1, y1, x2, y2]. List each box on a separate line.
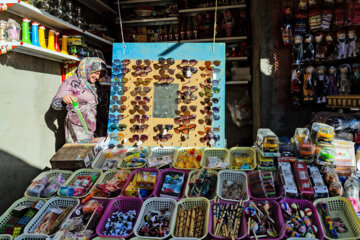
[315, 66, 329, 103]
[333, 0, 345, 29]
[315, 32, 326, 61]
[347, 28, 357, 58]
[327, 66, 339, 95]
[321, 0, 334, 31]
[303, 66, 317, 102]
[351, 63, 360, 94]
[303, 34, 315, 62]
[325, 33, 337, 61]
[336, 30, 347, 59]
[352, 0, 360, 25]
[337, 64, 352, 95]
[308, 0, 321, 32]
[222, 10, 235, 37]
[295, 0, 308, 35]
[298, 0, 308, 12]
[280, 6, 294, 46]
[63, 0, 75, 25]
[291, 67, 304, 107]
[51, 0, 64, 18]
[33, 0, 50, 12]
[293, 35, 304, 65]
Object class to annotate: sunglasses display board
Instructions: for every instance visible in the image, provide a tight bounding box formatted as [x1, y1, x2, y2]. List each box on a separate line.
[107, 43, 225, 147]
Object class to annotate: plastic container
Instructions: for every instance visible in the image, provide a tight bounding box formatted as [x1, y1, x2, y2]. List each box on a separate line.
[208, 198, 247, 239]
[247, 171, 283, 200]
[314, 197, 360, 240]
[14, 234, 50, 240]
[93, 238, 124, 240]
[217, 170, 249, 202]
[93, 169, 132, 199]
[24, 197, 79, 234]
[170, 197, 210, 239]
[0, 235, 12, 240]
[96, 197, 143, 239]
[228, 147, 257, 171]
[154, 168, 189, 201]
[134, 197, 177, 239]
[173, 147, 203, 170]
[24, 170, 73, 198]
[148, 147, 177, 168]
[185, 169, 218, 201]
[118, 147, 150, 170]
[200, 148, 230, 170]
[244, 199, 285, 240]
[121, 168, 160, 199]
[92, 150, 122, 170]
[58, 168, 103, 198]
[279, 198, 324, 240]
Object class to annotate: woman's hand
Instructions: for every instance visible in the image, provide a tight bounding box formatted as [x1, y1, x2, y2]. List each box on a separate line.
[62, 94, 77, 104]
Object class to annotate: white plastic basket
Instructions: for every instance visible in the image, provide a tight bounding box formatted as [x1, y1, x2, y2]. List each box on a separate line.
[92, 150, 122, 170]
[93, 169, 131, 199]
[93, 238, 125, 240]
[24, 197, 79, 234]
[14, 234, 50, 240]
[134, 197, 177, 239]
[148, 147, 178, 168]
[0, 234, 12, 240]
[216, 170, 249, 202]
[200, 147, 230, 170]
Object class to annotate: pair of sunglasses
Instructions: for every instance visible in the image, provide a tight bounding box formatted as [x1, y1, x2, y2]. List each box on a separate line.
[110, 99, 122, 105]
[130, 87, 151, 96]
[113, 67, 130, 75]
[135, 59, 151, 66]
[159, 68, 175, 76]
[174, 124, 196, 134]
[214, 115, 220, 120]
[198, 116, 212, 125]
[129, 105, 150, 115]
[109, 132, 125, 141]
[174, 115, 196, 125]
[176, 94, 198, 104]
[130, 124, 149, 133]
[130, 114, 149, 124]
[204, 78, 220, 86]
[112, 85, 128, 93]
[154, 63, 171, 70]
[200, 97, 219, 106]
[155, 77, 174, 85]
[153, 133, 173, 142]
[177, 105, 197, 113]
[109, 123, 126, 132]
[205, 60, 221, 67]
[129, 134, 148, 143]
[200, 134, 212, 143]
[134, 78, 152, 86]
[113, 59, 130, 66]
[198, 127, 212, 135]
[180, 59, 197, 66]
[154, 124, 173, 132]
[158, 57, 175, 65]
[181, 86, 198, 92]
[110, 105, 126, 113]
[199, 91, 212, 98]
[130, 96, 150, 106]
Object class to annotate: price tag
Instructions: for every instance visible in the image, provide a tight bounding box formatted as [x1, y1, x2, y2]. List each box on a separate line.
[84, 155, 91, 167]
[210, 139, 215, 146]
[137, 140, 143, 146]
[123, 138, 127, 143]
[163, 129, 167, 135]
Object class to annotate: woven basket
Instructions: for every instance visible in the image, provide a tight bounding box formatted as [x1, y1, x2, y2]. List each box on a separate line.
[117, 147, 150, 169]
[24, 170, 73, 199]
[200, 148, 230, 170]
[14, 234, 50, 240]
[0, 198, 46, 232]
[314, 197, 360, 240]
[96, 197, 143, 239]
[92, 150, 122, 170]
[208, 198, 247, 239]
[154, 168, 189, 201]
[185, 169, 218, 201]
[216, 170, 249, 202]
[93, 169, 132, 199]
[24, 197, 79, 234]
[228, 147, 257, 171]
[58, 168, 103, 198]
[170, 197, 210, 239]
[0, 234, 12, 240]
[148, 147, 178, 168]
[173, 147, 203, 170]
[134, 197, 177, 239]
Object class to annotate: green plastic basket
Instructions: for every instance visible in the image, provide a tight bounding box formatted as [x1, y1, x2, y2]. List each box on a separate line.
[14, 234, 50, 240]
[148, 147, 178, 168]
[173, 147, 203, 170]
[200, 147, 230, 170]
[92, 237, 124, 240]
[0, 234, 12, 240]
[117, 147, 150, 170]
[185, 169, 218, 201]
[228, 147, 257, 171]
[314, 197, 360, 240]
[92, 169, 131, 199]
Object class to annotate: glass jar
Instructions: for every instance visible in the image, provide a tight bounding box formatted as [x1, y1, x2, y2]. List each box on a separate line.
[6, 19, 20, 42]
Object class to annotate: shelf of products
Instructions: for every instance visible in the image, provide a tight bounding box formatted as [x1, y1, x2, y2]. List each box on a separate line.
[178, 4, 246, 13]
[226, 80, 249, 85]
[0, 42, 80, 62]
[180, 36, 247, 43]
[117, 0, 175, 7]
[122, 17, 178, 26]
[77, 0, 116, 15]
[226, 56, 248, 61]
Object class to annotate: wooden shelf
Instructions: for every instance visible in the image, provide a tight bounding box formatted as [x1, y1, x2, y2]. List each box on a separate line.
[179, 4, 246, 13]
[226, 56, 248, 61]
[180, 36, 247, 43]
[226, 80, 250, 85]
[77, 0, 116, 15]
[117, 0, 176, 8]
[4, 1, 113, 47]
[0, 42, 80, 62]
[121, 17, 178, 26]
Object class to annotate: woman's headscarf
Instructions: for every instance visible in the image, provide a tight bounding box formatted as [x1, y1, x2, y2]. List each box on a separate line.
[77, 57, 106, 103]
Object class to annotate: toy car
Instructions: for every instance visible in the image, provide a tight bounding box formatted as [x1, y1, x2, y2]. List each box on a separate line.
[298, 143, 314, 159]
[279, 142, 295, 157]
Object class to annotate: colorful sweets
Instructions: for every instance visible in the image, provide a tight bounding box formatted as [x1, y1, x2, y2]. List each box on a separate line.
[174, 148, 202, 169]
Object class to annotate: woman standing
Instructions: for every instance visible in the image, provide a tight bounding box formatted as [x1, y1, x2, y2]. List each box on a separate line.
[52, 57, 106, 143]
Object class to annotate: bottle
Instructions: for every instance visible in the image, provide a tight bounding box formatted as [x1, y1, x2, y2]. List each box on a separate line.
[47, 28, 55, 51]
[21, 18, 31, 44]
[61, 35, 68, 54]
[54, 31, 60, 52]
[38, 25, 46, 48]
[31, 21, 40, 47]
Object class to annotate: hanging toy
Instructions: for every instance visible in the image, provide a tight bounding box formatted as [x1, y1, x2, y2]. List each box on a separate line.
[280, 6, 294, 46]
[303, 65, 317, 102]
[293, 35, 304, 65]
[321, 0, 334, 31]
[347, 28, 357, 58]
[291, 67, 304, 107]
[337, 64, 352, 95]
[315, 32, 326, 62]
[327, 66, 339, 95]
[308, 0, 321, 32]
[315, 66, 329, 104]
[303, 34, 315, 62]
[336, 29, 347, 59]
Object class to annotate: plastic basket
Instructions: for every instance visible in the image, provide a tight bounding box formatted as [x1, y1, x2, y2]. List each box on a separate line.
[185, 169, 218, 201]
[216, 170, 249, 202]
[0, 234, 12, 240]
[14, 234, 50, 240]
[24, 197, 79, 234]
[314, 197, 360, 240]
[208, 198, 247, 239]
[93, 169, 132, 199]
[228, 147, 257, 171]
[0, 197, 46, 232]
[247, 171, 283, 200]
[96, 197, 143, 239]
[244, 199, 284, 240]
[24, 170, 73, 199]
[200, 148, 230, 170]
[93, 238, 124, 240]
[154, 168, 189, 201]
[148, 147, 178, 168]
[117, 147, 150, 170]
[279, 198, 324, 240]
[58, 168, 103, 198]
[170, 197, 210, 239]
[173, 147, 203, 170]
[92, 150, 122, 170]
[121, 168, 160, 200]
[134, 197, 177, 239]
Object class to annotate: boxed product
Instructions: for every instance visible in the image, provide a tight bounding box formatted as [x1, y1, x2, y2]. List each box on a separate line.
[50, 144, 95, 170]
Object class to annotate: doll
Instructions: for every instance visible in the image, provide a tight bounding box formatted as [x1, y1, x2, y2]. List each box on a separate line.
[336, 30, 347, 59]
[222, 10, 235, 37]
[291, 67, 304, 107]
[298, 0, 308, 13]
[280, 6, 294, 46]
[327, 66, 339, 95]
[315, 66, 329, 103]
[333, 0, 345, 29]
[347, 28, 357, 58]
[321, 0, 334, 31]
[315, 32, 326, 61]
[325, 33, 337, 61]
[303, 65, 317, 102]
[308, 0, 321, 32]
[303, 34, 315, 62]
[351, 63, 360, 94]
[295, 0, 308, 35]
[337, 64, 352, 95]
[293, 35, 304, 65]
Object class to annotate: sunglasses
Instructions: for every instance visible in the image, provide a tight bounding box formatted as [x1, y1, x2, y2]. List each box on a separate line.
[214, 115, 220, 120]
[108, 114, 125, 124]
[112, 86, 128, 93]
[213, 107, 220, 113]
[199, 66, 213, 72]
[129, 134, 148, 143]
[130, 124, 149, 133]
[153, 124, 173, 132]
[181, 86, 198, 92]
[204, 78, 220, 86]
[180, 66, 198, 75]
[130, 96, 151, 106]
[176, 94, 197, 104]
[158, 58, 175, 65]
[154, 63, 171, 70]
[159, 68, 175, 76]
[155, 77, 174, 85]
[198, 117, 212, 125]
[113, 59, 130, 66]
[175, 73, 185, 82]
[174, 115, 196, 124]
[200, 98, 212, 106]
[110, 105, 126, 113]
[199, 91, 212, 98]
[153, 133, 173, 142]
[201, 73, 212, 78]
[198, 127, 212, 135]
[200, 83, 213, 91]
[110, 99, 122, 105]
[174, 124, 196, 134]
[130, 114, 149, 124]
[129, 105, 150, 115]
[109, 123, 127, 132]
[200, 134, 212, 143]
[200, 107, 212, 116]
[130, 87, 151, 96]
[213, 134, 220, 141]
[136, 59, 151, 66]
[175, 105, 197, 115]
[113, 67, 130, 75]
[112, 95, 127, 101]
[213, 87, 220, 93]
[134, 78, 152, 86]
[181, 59, 197, 66]
[213, 127, 220, 132]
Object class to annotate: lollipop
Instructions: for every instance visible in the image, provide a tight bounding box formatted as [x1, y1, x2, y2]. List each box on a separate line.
[250, 218, 259, 240]
[258, 200, 274, 223]
[245, 207, 256, 235]
[266, 228, 278, 237]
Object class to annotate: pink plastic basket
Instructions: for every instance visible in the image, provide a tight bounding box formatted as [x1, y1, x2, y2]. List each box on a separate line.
[120, 168, 160, 200]
[247, 171, 283, 200]
[279, 198, 325, 240]
[208, 199, 247, 239]
[154, 168, 189, 201]
[244, 199, 285, 240]
[96, 197, 143, 238]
